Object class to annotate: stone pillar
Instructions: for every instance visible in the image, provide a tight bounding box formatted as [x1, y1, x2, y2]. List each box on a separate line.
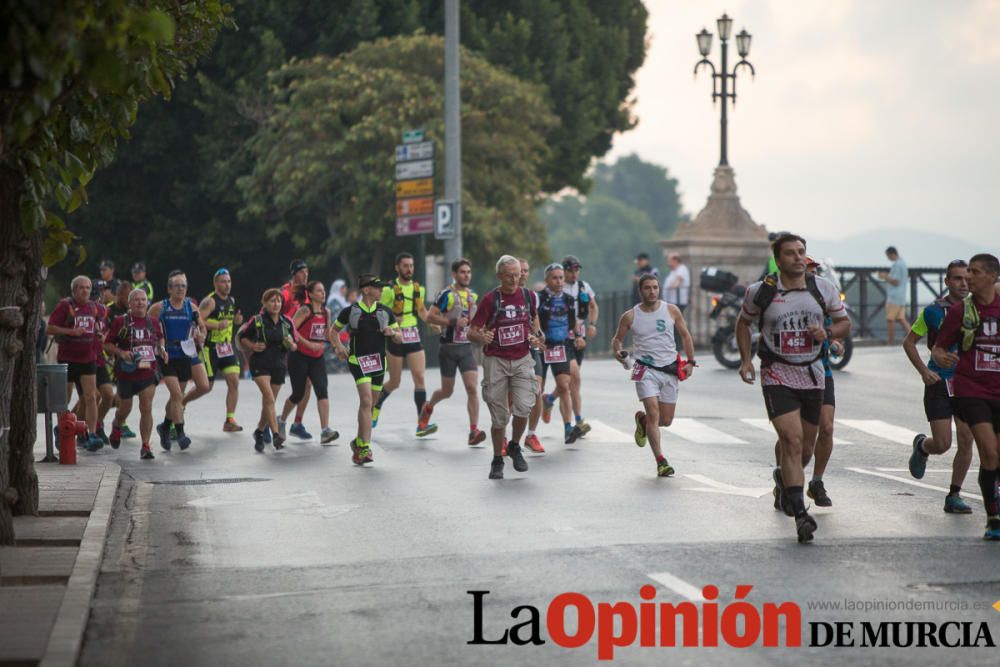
[661, 166, 770, 346]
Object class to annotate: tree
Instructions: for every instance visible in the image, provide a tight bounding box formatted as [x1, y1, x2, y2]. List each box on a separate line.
[592, 154, 687, 239]
[0, 1, 229, 547]
[238, 34, 557, 279]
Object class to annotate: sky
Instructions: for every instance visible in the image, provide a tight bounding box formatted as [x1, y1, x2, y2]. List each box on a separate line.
[607, 0, 1000, 250]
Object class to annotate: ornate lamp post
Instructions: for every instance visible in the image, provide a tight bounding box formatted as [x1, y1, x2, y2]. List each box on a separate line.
[694, 14, 755, 167]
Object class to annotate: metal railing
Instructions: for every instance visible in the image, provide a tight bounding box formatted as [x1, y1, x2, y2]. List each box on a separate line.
[836, 266, 947, 339]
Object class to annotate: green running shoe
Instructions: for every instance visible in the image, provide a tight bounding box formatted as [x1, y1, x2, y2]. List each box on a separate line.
[944, 494, 972, 514]
[634, 411, 647, 447]
[656, 457, 674, 477]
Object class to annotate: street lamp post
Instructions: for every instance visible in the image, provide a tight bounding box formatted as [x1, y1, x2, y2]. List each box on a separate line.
[694, 14, 755, 167]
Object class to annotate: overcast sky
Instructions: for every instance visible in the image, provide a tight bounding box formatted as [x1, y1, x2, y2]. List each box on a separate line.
[608, 0, 1000, 243]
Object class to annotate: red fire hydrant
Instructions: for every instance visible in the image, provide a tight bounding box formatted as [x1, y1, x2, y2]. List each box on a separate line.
[58, 412, 86, 465]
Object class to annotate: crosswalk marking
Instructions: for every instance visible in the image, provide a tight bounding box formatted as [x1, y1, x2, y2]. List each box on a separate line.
[586, 419, 634, 443]
[846, 467, 982, 503]
[668, 418, 747, 444]
[740, 417, 852, 445]
[837, 419, 917, 446]
[647, 571, 705, 601]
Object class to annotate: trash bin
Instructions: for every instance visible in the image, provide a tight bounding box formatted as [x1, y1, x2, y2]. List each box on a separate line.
[37, 363, 68, 463]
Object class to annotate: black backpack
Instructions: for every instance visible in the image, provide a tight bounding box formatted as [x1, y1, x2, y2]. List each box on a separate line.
[753, 273, 827, 370]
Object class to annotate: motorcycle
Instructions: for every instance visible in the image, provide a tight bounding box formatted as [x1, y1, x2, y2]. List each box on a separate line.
[700, 264, 854, 371]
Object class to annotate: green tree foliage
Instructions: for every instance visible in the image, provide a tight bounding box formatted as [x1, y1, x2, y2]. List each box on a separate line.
[0, 0, 229, 547]
[238, 34, 557, 280]
[592, 154, 687, 239]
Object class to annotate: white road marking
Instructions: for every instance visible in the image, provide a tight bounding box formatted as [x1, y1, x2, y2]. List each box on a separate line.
[683, 473, 772, 498]
[875, 468, 952, 473]
[647, 571, 706, 602]
[846, 467, 982, 503]
[669, 418, 747, 444]
[188, 491, 362, 516]
[586, 419, 634, 443]
[837, 419, 915, 445]
[740, 417, 852, 445]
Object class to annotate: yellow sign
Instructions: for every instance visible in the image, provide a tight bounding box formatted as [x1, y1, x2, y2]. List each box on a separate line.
[397, 197, 434, 216]
[395, 178, 433, 198]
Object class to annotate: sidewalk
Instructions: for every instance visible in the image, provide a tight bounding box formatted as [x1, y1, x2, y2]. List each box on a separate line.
[0, 459, 120, 666]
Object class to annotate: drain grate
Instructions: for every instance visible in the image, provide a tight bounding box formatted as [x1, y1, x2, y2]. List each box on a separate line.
[150, 477, 270, 486]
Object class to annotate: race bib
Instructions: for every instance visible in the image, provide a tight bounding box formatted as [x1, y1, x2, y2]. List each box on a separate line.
[358, 353, 383, 375]
[74, 315, 95, 333]
[544, 345, 567, 364]
[945, 378, 954, 397]
[135, 345, 156, 362]
[180, 338, 198, 358]
[401, 327, 420, 344]
[215, 341, 234, 358]
[630, 363, 647, 381]
[497, 324, 525, 347]
[453, 325, 469, 343]
[309, 322, 327, 341]
[778, 330, 815, 355]
[974, 346, 1000, 373]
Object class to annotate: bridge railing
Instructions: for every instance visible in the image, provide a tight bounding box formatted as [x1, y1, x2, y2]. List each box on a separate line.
[835, 266, 947, 340]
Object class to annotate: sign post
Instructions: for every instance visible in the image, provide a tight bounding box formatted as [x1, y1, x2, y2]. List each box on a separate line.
[394, 129, 434, 238]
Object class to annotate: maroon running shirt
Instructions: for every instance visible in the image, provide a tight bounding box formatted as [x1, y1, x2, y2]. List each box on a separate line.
[470, 288, 533, 360]
[936, 295, 1000, 399]
[48, 298, 101, 364]
[106, 315, 164, 382]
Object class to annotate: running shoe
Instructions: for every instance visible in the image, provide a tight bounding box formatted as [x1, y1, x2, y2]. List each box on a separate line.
[353, 440, 372, 465]
[272, 433, 286, 450]
[985, 516, 1000, 541]
[361, 445, 374, 463]
[577, 421, 591, 436]
[109, 426, 122, 450]
[944, 494, 972, 514]
[418, 403, 433, 430]
[416, 422, 438, 437]
[372, 407, 381, 428]
[290, 422, 312, 439]
[140, 444, 155, 460]
[277, 419, 288, 441]
[223, 418, 244, 433]
[909, 434, 928, 479]
[796, 512, 818, 543]
[84, 434, 104, 452]
[262, 427, 272, 444]
[501, 439, 508, 457]
[96, 426, 110, 445]
[507, 442, 528, 472]
[350, 437, 361, 464]
[320, 428, 340, 444]
[542, 394, 554, 423]
[489, 456, 504, 479]
[634, 411, 647, 447]
[565, 425, 583, 445]
[524, 433, 544, 453]
[156, 423, 171, 451]
[253, 429, 266, 452]
[177, 434, 191, 451]
[807, 480, 832, 507]
[656, 457, 675, 477]
[468, 429, 487, 446]
[120, 424, 137, 439]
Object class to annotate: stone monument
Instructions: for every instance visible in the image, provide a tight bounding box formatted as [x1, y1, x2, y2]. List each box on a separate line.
[661, 165, 770, 345]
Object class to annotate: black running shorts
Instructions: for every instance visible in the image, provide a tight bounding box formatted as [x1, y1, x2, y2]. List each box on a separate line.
[951, 397, 1000, 432]
[763, 385, 823, 426]
[923, 380, 954, 422]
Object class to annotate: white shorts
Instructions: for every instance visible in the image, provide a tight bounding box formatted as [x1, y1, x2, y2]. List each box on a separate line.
[633, 366, 679, 404]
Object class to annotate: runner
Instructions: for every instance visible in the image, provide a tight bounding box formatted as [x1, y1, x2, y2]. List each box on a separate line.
[238, 288, 299, 453]
[104, 289, 166, 459]
[536, 263, 585, 444]
[46, 276, 103, 451]
[903, 259, 974, 513]
[148, 271, 208, 452]
[91, 297, 115, 446]
[561, 255, 598, 436]
[612, 273, 695, 477]
[737, 233, 849, 543]
[520, 258, 546, 453]
[931, 253, 1000, 539]
[280, 259, 313, 435]
[280, 281, 340, 444]
[331, 274, 403, 465]
[196, 268, 245, 432]
[377, 252, 435, 435]
[468, 255, 542, 480]
[422, 259, 487, 446]
[105, 281, 138, 439]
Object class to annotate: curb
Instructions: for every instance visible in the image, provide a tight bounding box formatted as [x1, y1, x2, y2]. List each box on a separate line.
[40, 462, 122, 667]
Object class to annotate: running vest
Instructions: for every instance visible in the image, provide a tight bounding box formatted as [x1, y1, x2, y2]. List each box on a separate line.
[631, 301, 676, 368]
[159, 298, 197, 359]
[205, 291, 236, 345]
[349, 302, 391, 332]
[924, 297, 952, 351]
[753, 273, 827, 369]
[296, 306, 329, 358]
[437, 286, 477, 344]
[537, 289, 574, 343]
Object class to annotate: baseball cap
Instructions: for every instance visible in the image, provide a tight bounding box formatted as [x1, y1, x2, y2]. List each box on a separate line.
[131, 261, 146, 273]
[289, 259, 308, 274]
[358, 275, 388, 289]
[805, 255, 820, 267]
[561, 255, 582, 269]
[635, 252, 650, 261]
[98, 260, 114, 270]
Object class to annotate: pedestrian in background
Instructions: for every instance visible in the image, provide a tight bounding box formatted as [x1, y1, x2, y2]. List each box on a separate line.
[131, 262, 154, 300]
[631, 252, 659, 305]
[662, 252, 691, 313]
[97, 260, 121, 297]
[880, 245, 910, 345]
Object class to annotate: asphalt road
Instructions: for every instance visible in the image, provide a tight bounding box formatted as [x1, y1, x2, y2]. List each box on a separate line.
[43, 348, 1000, 665]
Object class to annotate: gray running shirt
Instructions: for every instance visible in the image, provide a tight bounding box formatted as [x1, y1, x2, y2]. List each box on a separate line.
[631, 300, 676, 367]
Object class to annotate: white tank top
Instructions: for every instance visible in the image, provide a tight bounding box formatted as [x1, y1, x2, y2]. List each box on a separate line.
[631, 301, 676, 367]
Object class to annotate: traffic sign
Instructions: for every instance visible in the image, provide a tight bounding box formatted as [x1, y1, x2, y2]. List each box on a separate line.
[434, 200, 457, 240]
[395, 178, 433, 198]
[395, 159, 434, 180]
[395, 141, 434, 162]
[397, 197, 434, 217]
[402, 129, 424, 144]
[396, 215, 434, 236]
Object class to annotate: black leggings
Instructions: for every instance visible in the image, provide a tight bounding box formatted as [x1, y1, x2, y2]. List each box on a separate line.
[288, 351, 328, 403]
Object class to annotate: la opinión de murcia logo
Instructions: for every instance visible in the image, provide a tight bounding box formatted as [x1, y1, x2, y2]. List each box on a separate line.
[468, 588, 997, 659]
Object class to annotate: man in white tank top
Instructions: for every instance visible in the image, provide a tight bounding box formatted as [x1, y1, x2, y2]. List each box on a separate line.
[611, 274, 696, 477]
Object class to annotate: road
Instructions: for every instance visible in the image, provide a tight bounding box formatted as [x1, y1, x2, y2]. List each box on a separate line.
[44, 348, 1000, 665]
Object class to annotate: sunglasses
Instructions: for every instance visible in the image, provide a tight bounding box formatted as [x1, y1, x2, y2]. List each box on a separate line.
[214, 268, 230, 278]
[169, 283, 187, 289]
